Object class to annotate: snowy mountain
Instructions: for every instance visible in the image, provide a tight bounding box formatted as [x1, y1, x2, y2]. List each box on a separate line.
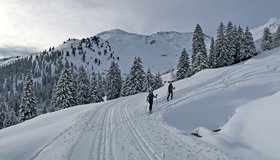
[2, 45, 280, 160]
[251, 17, 280, 41]
[97, 29, 211, 73]
[250, 18, 280, 50]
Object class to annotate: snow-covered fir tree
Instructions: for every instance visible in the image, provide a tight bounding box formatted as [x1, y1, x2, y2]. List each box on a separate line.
[152, 72, 164, 90]
[90, 73, 104, 103]
[240, 27, 256, 61]
[235, 26, 244, 63]
[18, 72, 37, 122]
[106, 61, 122, 100]
[225, 21, 235, 65]
[261, 27, 273, 51]
[273, 26, 280, 48]
[126, 57, 146, 95]
[50, 66, 77, 112]
[0, 95, 8, 129]
[121, 75, 130, 97]
[76, 66, 90, 105]
[98, 73, 106, 98]
[215, 22, 229, 67]
[176, 48, 191, 80]
[0, 95, 17, 129]
[143, 68, 155, 92]
[208, 37, 216, 68]
[192, 24, 208, 73]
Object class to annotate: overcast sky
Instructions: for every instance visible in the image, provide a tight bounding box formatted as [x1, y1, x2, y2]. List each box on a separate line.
[0, 0, 279, 57]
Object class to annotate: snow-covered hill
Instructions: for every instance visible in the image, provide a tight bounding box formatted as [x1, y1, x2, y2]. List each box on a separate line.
[251, 18, 280, 51]
[251, 17, 280, 41]
[2, 46, 280, 160]
[97, 29, 211, 73]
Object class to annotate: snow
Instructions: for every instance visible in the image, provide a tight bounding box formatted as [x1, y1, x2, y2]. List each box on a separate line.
[98, 29, 211, 73]
[251, 17, 280, 41]
[2, 31, 280, 160]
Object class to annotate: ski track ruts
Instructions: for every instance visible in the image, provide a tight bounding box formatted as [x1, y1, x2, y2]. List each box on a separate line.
[66, 105, 104, 160]
[117, 99, 161, 160]
[126, 100, 209, 160]
[94, 101, 118, 160]
[30, 107, 97, 160]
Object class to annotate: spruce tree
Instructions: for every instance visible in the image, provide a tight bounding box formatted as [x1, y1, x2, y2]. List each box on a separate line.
[18, 73, 37, 122]
[50, 66, 76, 112]
[1, 95, 17, 128]
[106, 61, 122, 100]
[0, 95, 8, 129]
[153, 72, 164, 90]
[208, 37, 216, 68]
[77, 66, 90, 105]
[176, 48, 191, 80]
[121, 75, 130, 97]
[273, 26, 280, 48]
[192, 24, 208, 73]
[97, 73, 106, 98]
[261, 27, 273, 51]
[90, 73, 104, 103]
[215, 22, 229, 67]
[240, 27, 256, 61]
[144, 68, 155, 92]
[236, 26, 244, 63]
[126, 57, 146, 95]
[225, 21, 235, 65]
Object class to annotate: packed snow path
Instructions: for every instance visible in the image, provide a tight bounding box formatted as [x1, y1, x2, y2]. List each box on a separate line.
[28, 96, 243, 160]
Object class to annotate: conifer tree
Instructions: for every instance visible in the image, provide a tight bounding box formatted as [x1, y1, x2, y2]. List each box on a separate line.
[121, 75, 130, 97]
[215, 22, 229, 67]
[208, 37, 216, 68]
[50, 66, 76, 112]
[192, 24, 208, 73]
[106, 61, 122, 100]
[261, 27, 273, 51]
[126, 57, 146, 95]
[273, 26, 280, 48]
[90, 73, 104, 103]
[153, 72, 164, 90]
[240, 27, 256, 61]
[0, 95, 8, 129]
[236, 26, 244, 62]
[18, 73, 37, 122]
[97, 73, 106, 98]
[77, 66, 90, 105]
[144, 68, 155, 92]
[0, 95, 18, 128]
[176, 48, 191, 80]
[225, 21, 235, 65]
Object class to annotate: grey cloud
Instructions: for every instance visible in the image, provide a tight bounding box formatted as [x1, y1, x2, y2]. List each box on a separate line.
[0, 45, 37, 58]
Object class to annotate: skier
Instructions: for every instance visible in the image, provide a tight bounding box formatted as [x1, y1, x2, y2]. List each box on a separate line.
[147, 90, 157, 114]
[167, 82, 175, 101]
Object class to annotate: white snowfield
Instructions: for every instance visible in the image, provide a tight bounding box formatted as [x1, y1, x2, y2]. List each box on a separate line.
[1, 48, 280, 160]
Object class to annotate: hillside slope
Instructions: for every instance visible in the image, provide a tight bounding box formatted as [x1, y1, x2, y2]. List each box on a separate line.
[97, 29, 211, 73]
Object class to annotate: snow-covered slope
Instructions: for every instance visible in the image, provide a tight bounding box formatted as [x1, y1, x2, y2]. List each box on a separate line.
[251, 17, 280, 41]
[251, 18, 280, 51]
[2, 47, 280, 160]
[97, 29, 211, 73]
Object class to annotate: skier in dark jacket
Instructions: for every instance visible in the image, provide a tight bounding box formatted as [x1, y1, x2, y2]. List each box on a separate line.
[167, 82, 174, 101]
[147, 91, 157, 113]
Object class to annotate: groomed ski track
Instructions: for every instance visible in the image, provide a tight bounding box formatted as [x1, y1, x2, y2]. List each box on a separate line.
[30, 68, 248, 159]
